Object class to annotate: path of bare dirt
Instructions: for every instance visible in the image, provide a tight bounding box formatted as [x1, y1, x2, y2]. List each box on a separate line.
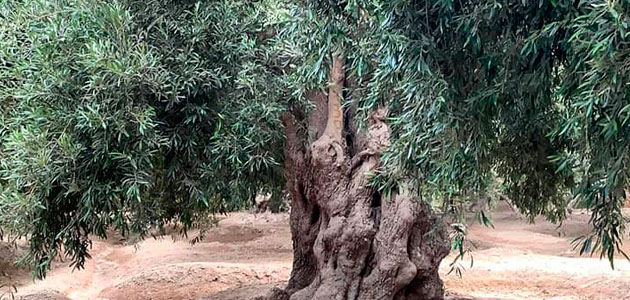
[2, 203, 630, 300]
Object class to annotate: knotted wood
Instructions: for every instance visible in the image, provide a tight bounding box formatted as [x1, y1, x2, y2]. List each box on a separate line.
[266, 53, 449, 300]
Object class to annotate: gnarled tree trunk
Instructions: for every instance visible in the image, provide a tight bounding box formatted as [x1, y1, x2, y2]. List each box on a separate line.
[269, 53, 449, 300]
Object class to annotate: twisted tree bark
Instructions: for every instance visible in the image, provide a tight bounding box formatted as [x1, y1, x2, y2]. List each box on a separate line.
[268, 53, 449, 300]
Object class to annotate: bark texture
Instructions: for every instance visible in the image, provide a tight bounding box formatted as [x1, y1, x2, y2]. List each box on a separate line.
[272, 53, 449, 300]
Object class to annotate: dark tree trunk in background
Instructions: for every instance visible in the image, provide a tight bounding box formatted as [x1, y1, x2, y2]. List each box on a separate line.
[270, 53, 449, 300]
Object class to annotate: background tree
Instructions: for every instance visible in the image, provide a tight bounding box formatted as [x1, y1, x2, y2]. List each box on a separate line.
[0, 0, 287, 278]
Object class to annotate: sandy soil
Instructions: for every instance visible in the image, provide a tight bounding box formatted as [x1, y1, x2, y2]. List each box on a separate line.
[2, 203, 630, 300]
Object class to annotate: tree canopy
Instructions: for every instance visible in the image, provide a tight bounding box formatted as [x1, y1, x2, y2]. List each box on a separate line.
[0, 0, 288, 277]
[285, 0, 630, 265]
[1, 0, 629, 280]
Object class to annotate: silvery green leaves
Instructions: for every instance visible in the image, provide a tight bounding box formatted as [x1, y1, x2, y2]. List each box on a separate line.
[0, 0, 287, 278]
[287, 0, 629, 267]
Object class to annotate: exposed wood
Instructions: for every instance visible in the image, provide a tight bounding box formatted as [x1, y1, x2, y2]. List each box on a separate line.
[321, 52, 346, 142]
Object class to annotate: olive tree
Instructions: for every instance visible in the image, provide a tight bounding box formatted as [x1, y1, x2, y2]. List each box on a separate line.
[1, 0, 630, 300]
[0, 0, 287, 278]
[266, 0, 630, 298]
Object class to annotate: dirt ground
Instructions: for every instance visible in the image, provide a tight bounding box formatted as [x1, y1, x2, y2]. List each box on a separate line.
[2, 203, 630, 300]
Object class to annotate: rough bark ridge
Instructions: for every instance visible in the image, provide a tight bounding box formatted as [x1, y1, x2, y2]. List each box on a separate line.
[273, 53, 449, 300]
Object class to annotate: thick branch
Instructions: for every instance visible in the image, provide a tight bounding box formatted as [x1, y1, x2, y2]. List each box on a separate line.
[321, 52, 345, 142]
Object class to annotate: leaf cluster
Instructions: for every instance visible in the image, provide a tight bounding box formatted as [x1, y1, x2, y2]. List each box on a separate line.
[0, 0, 288, 277]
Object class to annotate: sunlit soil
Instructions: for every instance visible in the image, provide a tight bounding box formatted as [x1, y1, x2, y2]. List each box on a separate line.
[2, 203, 630, 300]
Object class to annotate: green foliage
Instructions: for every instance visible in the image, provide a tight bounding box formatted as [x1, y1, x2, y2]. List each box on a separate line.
[1, 0, 630, 279]
[0, 0, 287, 277]
[283, 0, 630, 266]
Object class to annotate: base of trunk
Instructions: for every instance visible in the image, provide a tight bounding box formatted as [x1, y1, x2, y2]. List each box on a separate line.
[297, 197, 447, 300]
[261, 194, 448, 300]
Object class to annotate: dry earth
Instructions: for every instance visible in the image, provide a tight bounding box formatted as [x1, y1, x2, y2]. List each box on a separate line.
[2, 203, 630, 300]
